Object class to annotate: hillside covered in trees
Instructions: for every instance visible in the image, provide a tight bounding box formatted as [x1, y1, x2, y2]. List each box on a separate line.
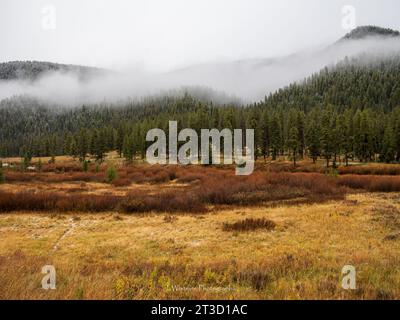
[0, 56, 399, 165]
[0, 61, 107, 81]
[341, 25, 400, 40]
[1, 27, 400, 166]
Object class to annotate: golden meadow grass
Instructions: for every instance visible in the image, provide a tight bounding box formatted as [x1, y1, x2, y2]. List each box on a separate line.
[0, 156, 400, 299]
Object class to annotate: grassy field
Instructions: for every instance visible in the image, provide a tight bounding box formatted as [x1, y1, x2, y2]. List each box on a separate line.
[0, 155, 400, 299]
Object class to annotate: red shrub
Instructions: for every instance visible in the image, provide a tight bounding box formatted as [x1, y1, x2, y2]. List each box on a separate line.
[338, 164, 400, 176]
[337, 175, 400, 192]
[4, 172, 36, 182]
[4, 171, 104, 183]
[0, 191, 119, 212]
[42, 163, 83, 173]
[197, 172, 344, 205]
[121, 190, 206, 213]
[112, 178, 132, 187]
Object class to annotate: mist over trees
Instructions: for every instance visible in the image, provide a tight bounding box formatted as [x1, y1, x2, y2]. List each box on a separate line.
[2, 27, 400, 104]
[341, 25, 400, 41]
[0, 61, 106, 81]
[1, 52, 400, 166]
[1, 26, 400, 166]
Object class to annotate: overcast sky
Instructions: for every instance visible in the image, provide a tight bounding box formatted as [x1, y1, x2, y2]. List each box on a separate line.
[0, 0, 399, 72]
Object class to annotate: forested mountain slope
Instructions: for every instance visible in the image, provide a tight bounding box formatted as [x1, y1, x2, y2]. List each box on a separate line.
[0, 61, 107, 81]
[1, 26, 400, 164]
[341, 25, 400, 40]
[164, 26, 400, 101]
[1, 50, 400, 164]
[262, 54, 400, 113]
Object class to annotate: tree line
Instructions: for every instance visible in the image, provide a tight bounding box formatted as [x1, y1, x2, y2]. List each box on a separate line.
[1, 54, 400, 166]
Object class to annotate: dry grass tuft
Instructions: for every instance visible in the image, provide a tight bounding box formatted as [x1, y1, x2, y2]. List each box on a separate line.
[112, 214, 123, 221]
[370, 204, 400, 229]
[222, 218, 276, 232]
[163, 215, 178, 223]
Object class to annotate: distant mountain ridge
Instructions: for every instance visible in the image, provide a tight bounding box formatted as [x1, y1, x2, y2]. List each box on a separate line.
[166, 26, 400, 101]
[0, 25, 399, 102]
[0, 61, 108, 81]
[341, 26, 400, 41]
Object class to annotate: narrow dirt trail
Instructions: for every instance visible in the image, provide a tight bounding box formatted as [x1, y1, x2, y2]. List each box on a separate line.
[52, 218, 77, 252]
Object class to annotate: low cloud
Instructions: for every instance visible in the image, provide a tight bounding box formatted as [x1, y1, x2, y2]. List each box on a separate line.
[0, 37, 399, 105]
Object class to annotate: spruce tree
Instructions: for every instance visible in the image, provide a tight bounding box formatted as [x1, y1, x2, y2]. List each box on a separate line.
[122, 134, 135, 163]
[107, 166, 117, 183]
[0, 166, 4, 184]
[288, 126, 300, 167]
[306, 119, 320, 163]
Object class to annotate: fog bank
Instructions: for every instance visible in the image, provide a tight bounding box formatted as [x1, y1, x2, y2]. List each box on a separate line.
[0, 37, 399, 105]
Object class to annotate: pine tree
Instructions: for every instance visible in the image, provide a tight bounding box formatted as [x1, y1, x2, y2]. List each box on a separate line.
[21, 152, 32, 171]
[260, 110, 270, 161]
[90, 129, 106, 162]
[247, 109, 262, 160]
[269, 112, 281, 160]
[38, 158, 43, 172]
[81, 160, 88, 172]
[0, 166, 4, 184]
[122, 134, 135, 163]
[331, 114, 342, 168]
[296, 111, 306, 159]
[381, 124, 396, 163]
[77, 129, 89, 162]
[288, 126, 300, 167]
[107, 166, 117, 183]
[342, 109, 354, 166]
[320, 107, 334, 167]
[116, 126, 125, 157]
[306, 119, 321, 163]
[354, 110, 374, 162]
[394, 108, 400, 162]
